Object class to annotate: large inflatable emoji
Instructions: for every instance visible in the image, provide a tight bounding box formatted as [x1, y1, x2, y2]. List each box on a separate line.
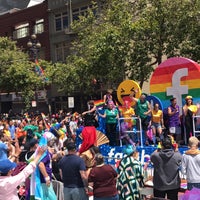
[117, 80, 141, 106]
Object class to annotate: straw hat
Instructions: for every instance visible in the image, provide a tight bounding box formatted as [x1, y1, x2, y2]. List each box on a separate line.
[185, 95, 193, 100]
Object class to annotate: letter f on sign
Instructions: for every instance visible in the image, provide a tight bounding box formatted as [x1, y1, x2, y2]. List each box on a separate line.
[167, 68, 188, 115]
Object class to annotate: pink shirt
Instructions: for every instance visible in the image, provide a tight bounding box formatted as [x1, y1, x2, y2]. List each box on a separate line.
[0, 162, 36, 200]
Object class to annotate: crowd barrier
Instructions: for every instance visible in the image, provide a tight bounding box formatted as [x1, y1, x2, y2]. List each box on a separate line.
[118, 116, 143, 147]
[193, 115, 200, 136]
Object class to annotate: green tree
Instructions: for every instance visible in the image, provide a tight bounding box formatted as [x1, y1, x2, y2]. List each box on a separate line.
[53, 0, 200, 92]
[0, 37, 51, 110]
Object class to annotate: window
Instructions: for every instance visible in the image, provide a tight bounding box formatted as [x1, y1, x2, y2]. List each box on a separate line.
[13, 23, 29, 39]
[55, 42, 70, 62]
[55, 12, 68, 32]
[72, 8, 79, 21]
[34, 19, 44, 34]
[72, 6, 89, 22]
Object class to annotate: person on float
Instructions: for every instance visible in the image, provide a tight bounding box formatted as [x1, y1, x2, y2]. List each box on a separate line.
[82, 100, 98, 128]
[150, 103, 164, 145]
[103, 89, 113, 108]
[130, 93, 151, 145]
[98, 100, 119, 146]
[167, 97, 181, 143]
[183, 95, 198, 144]
[119, 100, 136, 145]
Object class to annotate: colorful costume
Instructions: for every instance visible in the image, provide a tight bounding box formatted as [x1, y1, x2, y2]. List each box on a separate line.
[117, 156, 143, 200]
[79, 126, 97, 154]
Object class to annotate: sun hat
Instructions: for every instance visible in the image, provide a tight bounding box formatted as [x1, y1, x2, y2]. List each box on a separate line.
[123, 144, 136, 156]
[185, 95, 193, 100]
[0, 159, 17, 174]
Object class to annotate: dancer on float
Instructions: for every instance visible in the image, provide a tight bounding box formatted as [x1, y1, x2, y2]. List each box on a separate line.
[119, 100, 136, 145]
[130, 93, 151, 145]
[150, 103, 165, 145]
[183, 95, 198, 144]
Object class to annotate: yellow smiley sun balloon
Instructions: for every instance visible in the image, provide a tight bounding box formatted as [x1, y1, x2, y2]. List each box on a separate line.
[117, 80, 141, 106]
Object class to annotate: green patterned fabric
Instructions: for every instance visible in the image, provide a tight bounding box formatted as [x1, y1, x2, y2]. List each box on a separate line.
[117, 156, 143, 200]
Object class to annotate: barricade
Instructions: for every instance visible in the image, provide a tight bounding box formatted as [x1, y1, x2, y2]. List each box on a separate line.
[118, 116, 143, 147]
[193, 115, 200, 137]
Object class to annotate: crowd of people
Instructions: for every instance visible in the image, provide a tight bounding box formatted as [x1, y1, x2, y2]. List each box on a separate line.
[0, 90, 200, 200]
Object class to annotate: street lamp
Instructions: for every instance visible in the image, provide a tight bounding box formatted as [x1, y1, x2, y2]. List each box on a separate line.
[27, 34, 41, 61]
[27, 34, 41, 112]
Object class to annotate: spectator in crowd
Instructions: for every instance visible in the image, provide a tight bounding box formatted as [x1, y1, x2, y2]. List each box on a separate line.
[0, 131, 10, 160]
[150, 136, 182, 200]
[167, 97, 181, 143]
[22, 138, 39, 199]
[15, 122, 26, 139]
[98, 100, 119, 146]
[88, 153, 119, 200]
[117, 145, 143, 200]
[0, 144, 46, 200]
[3, 123, 11, 138]
[0, 120, 4, 131]
[38, 137, 60, 200]
[69, 116, 78, 139]
[183, 95, 198, 144]
[58, 142, 88, 200]
[151, 103, 164, 145]
[38, 149, 57, 200]
[130, 93, 151, 145]
[181, 136, 200, 190]
[80, 145, 100, 176]
[8, 120, 16, 140]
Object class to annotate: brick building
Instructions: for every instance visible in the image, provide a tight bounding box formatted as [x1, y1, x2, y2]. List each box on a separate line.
[0, 0, 50, 113]
[0, 0, 102, 114]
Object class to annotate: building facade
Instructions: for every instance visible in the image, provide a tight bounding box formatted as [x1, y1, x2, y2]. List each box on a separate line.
[47, 0, 95, 113]
[0, 0, 50, 114]
[0, 0, 101, 114]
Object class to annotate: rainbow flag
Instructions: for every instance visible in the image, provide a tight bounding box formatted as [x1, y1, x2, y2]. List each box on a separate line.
[117, 106, 123, 113]
[94, 99, 105, 109]
[35, 60, 48, 81]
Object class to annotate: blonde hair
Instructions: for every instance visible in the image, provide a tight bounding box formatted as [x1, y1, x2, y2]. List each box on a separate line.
[189, 136, 199, 147]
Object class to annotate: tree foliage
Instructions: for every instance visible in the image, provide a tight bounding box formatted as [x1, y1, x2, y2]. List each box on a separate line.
[0, 37, 52, 110]
[48, 0, 200, 93]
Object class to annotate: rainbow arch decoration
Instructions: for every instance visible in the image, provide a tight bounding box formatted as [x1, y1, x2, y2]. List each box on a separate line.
[150, 57, 200, 112]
